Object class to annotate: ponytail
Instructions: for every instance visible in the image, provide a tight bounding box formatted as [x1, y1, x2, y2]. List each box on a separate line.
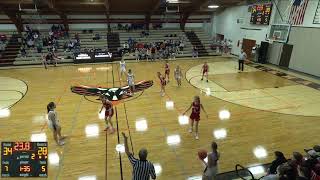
[211, 141, 218, 155]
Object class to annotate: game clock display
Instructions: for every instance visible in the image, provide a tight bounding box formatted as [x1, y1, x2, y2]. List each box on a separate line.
[1, 142, 48, 177]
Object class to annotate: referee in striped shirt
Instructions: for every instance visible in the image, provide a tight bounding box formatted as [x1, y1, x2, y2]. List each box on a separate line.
[122, 132, 156, 180]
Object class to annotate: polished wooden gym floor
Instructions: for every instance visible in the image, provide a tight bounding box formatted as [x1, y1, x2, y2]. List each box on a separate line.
[0, 57, 320, 180]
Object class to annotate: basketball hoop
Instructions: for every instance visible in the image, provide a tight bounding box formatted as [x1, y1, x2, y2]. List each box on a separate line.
[268, 24, 291, 43]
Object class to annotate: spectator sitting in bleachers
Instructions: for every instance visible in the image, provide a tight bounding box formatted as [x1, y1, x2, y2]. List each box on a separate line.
[297, 158, 320, 180]
[305, 145, 320, 160]
[125, 34, 185, 60]
[20, 46, 27, 58]
[141, 31, 149, 38]
[123, 42, 129, 51]
[165, 33, 177, 37]
[262, 148, 320, 180]
[128, 37, 133, 44]
[170, 46, 177, 60]
[0, 34, 7, 42]
[137, 42, 144, 49]
[63, 41, 68, 52]
[75, 33, 80, 41]
[26, 38, 35, 48]
[192, 46, 198, 58]
[54, 39, 59, 49]
[117, 23, 123, 30]
[36, 40, 43, 53]
[268, 151, 287, 175]
[47, 45, 56, 53]
[51, 24, 66, 39]
[179, 41, 184, 54]
[0, 40, 6, 58]
[152, 23, 162, 29]
[32, 31, 39, 39]
[158, 48, 164, 60]
[25, 25, 32, 34]
[67, 41, 75, 52]
[93, 33, 101, 41]
[262, 160, 296, 180]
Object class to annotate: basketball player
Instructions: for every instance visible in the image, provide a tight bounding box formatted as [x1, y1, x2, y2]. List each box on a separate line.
[157, 72, 166, 97]
[119, 59, 126, 80]
[174, 65, 183, 86]
[201, 62, 209, 82]
[127, 69, 135, 95]
[99, 94, 115, 133]
[238, 49, 247, 72]
[201, 141, 219, 180]
[47, 102, 66, 146]
[164, 61, 170, 83]
[42, 52, 62, 69]
[183, 96, 208, 140]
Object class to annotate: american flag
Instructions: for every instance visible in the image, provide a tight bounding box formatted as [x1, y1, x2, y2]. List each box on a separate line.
[288, 0, 309, 25]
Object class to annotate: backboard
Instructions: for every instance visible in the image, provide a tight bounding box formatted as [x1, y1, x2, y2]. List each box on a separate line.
[268, 24, 291, 43]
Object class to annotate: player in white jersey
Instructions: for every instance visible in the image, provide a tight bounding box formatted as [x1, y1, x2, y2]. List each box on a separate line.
[47, 102, 66, 146]
[174, 65, 183, 86]
[119, 59, 126, 80]
[127, 69, 135, 95]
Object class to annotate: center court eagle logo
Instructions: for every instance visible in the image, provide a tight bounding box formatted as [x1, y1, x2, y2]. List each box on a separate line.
[70, 80, 153, 101]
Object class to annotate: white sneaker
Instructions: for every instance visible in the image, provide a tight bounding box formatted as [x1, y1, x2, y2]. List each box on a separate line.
[188, 128, 193, 133]
[195, 134, 199, 140]
[58, 141, 65, 146]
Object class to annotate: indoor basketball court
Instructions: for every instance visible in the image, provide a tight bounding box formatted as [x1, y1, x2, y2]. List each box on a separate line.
[0, 0, 320, 180]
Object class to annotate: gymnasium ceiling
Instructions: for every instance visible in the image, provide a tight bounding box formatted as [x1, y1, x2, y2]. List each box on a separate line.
[0, 0, 250, 15]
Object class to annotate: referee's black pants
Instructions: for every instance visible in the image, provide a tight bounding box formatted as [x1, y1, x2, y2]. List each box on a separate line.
[238, 60, 244, 71]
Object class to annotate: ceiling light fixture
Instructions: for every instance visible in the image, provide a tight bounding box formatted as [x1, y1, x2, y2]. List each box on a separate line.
[208, 5, 219, 8]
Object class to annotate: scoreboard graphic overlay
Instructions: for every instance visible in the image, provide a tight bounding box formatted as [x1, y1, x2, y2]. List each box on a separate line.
[250, 3, 273, 25]
[1, 142, 48, 177]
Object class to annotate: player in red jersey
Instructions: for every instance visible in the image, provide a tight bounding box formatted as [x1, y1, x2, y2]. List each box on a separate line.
[183, 96, 208, 140]
[99, 94, 115, 133]
[201, 62, 209, 82]
[164, 61, 170, 83]
[157, 72, 166, 97]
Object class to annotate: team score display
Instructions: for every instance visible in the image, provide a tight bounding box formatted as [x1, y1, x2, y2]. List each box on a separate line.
[38, 147, 48, 156]
[2, 147, 13, 156]
[1, 142, 48, 177]
[14, 142, 31, 151]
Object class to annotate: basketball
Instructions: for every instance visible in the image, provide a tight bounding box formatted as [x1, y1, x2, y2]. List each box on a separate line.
[198, 149, 207, 160]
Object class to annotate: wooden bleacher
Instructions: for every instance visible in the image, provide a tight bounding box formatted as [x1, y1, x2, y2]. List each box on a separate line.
[1, 28, 221, 66]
